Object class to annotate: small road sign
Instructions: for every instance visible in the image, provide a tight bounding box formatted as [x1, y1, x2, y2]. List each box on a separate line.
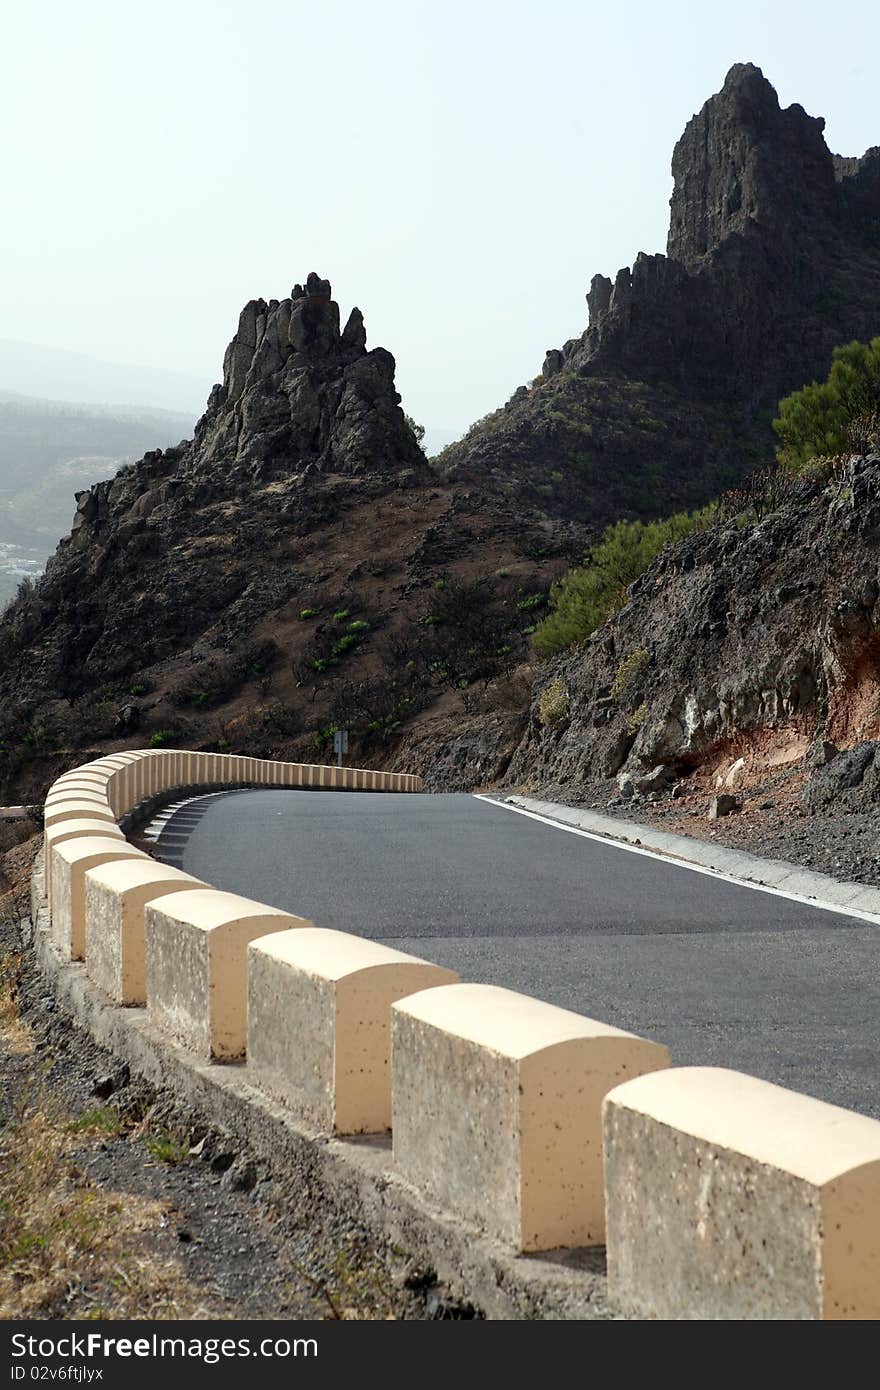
[333, 728, 349, 767]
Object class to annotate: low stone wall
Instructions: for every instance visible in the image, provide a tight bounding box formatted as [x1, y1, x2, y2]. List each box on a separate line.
[34, 748, 880, 1319]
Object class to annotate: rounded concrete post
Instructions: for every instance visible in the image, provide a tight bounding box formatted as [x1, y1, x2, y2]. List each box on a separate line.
[145, 889, 312, 1059]
[392, 982, 669, 1252]
[603, 1066, 880, 1320]
[44, 799, 117, 830]
[45, 817, 124, 913]
[247, 928, 458, 1134]
[50, 837, 145, 961]
[84, 859, 206, 1005]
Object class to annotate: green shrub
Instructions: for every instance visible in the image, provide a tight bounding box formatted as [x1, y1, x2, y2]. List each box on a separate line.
[538, 677, 569, 728]
[145, 1129, 189, 1164]
[332, 608, 350, 623]
[611, 649, 651, 710]
[299, 608, 319, 619]
[516, 593, 545, 612]
[626, 702, 647, 734]
[148, 729, 177, 748]
[774, 338, 880, 472]
[533, 506, 716, 656]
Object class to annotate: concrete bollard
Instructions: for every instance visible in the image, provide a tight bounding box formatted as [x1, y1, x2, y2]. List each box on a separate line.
[603, 1066, 880, 1320]
[247, 928, 458, 1134]
[45, 818, 124, 914]
[44, 799, 117, 830]
[45, 785, 110, 809]
[145, 889, 311, 1059]
[392, 983, 669, 1252]
[84, 859, 206, 1005]
[50, 837, 146, 961]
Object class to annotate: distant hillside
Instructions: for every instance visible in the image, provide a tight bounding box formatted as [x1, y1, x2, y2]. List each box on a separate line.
[0, 340, 209, 414]
[0, 392, 196, 606]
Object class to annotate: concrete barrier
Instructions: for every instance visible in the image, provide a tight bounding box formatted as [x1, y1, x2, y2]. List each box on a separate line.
[603, 1066, 880, 1320]
[392, 982, 669, 1252]
[44, 787, 112, 811]
[44, 798, 117, 830]
[45, 817, 125, 914]
[84, 859, 207, 1004]
[145, 889, 312, 1059]
[50, 836, 146, 960]
[247, 928, 458, 1134]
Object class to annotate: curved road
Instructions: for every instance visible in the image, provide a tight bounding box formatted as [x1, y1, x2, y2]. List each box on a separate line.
[154, 789, 880, 1118]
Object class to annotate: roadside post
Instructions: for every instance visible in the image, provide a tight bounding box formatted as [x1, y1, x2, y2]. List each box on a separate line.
[333, 728, 348, 769]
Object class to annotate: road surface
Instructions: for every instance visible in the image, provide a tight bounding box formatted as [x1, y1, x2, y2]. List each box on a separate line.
[155, 789, 880, 1117]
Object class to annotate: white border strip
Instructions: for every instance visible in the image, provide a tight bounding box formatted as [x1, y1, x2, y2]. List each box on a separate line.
[473, 794, 880, 926]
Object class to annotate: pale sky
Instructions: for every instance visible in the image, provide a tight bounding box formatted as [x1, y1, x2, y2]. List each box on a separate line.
[4, 0, 879, 438]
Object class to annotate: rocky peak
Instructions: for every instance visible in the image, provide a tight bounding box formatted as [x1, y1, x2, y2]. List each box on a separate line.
[439, 65, 880, 525]
[193, 272, 427, 480]
[221, 271, 366, 404]
[667, 63, 838, 265]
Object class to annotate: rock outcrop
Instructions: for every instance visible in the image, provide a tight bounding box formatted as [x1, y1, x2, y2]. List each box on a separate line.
[0, 275, 585, 801]
[440, 64, 880, 524]
[507, 454, 880, 796]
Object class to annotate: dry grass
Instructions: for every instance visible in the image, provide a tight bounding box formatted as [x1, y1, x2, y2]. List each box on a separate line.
[0, 946, 219, 1320]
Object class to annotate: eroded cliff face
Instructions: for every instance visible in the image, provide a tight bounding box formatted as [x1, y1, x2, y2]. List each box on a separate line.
[440, 64, 880, 517]
[506, 455, 880, 798]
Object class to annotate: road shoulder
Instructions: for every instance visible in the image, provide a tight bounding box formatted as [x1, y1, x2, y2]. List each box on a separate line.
[482, 793, 880, 924]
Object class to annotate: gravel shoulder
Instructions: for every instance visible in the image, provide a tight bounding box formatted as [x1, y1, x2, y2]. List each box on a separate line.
[535, 761, 880, 889]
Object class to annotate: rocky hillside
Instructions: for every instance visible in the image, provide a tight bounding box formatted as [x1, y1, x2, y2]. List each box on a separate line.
[0, 275, 584, 800]
[439, 64, 880, 523]
[2, 63, 879, 803]
[500, 453, 880, 878]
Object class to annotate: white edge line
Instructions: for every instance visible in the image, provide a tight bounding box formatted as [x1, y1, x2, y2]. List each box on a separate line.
[473, 794, 880, 927]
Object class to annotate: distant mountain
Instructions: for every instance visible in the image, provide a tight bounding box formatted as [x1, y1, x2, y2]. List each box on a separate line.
[0, 391, 196, 606]
[0, 339, 210, 415]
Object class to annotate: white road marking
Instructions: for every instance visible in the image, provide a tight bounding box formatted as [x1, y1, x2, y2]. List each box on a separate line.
[473, 794, 880, 926]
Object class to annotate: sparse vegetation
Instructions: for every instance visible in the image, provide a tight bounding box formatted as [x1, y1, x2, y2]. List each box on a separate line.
[148, 729, 177, 748]
[533, 506, 716, 656]
[404, 414, 426, 448]
[170, 641, 279, 709]
[626, 702, 647, 734]
[144, 1127, 189, 1165]
[611, 648, 651, 710]
[538, 676, 569, 728]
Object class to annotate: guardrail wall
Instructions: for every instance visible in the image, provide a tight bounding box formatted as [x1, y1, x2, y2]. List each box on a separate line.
[36, 749, 880, 1319]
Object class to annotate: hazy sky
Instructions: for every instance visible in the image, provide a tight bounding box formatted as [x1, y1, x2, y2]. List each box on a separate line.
[4, 1, 879, 437]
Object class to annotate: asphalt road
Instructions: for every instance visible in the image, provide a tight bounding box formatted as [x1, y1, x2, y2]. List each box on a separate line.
[156, 789, 880, 1118]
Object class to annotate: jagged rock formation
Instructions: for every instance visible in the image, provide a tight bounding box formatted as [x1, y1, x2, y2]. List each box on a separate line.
[440, 64, 880, 524]
[0, 276, 583, 800]
[199, 272, 423, 480]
